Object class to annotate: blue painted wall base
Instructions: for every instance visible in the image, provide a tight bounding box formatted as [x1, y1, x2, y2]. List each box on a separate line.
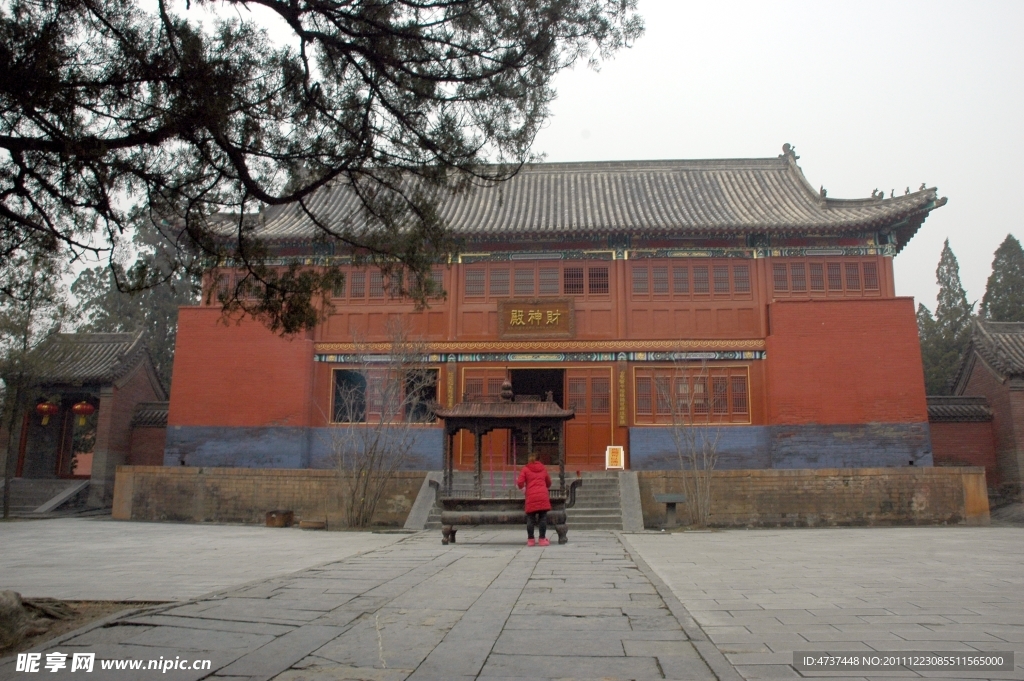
[628, 423, 933, 470]
[164, 425, 443, 470]
[165, 422, 932, 472]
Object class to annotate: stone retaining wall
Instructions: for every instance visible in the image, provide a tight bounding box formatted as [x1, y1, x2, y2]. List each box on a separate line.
[112, 466, 425, 528]
[638, 467, 990, 528]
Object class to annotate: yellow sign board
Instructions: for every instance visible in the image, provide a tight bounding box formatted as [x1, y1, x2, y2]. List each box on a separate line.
[605, 445, 625, 470]
[498, 299, 575, 339]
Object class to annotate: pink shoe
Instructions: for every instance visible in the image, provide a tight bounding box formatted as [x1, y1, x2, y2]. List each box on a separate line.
[538, 538, 550, 547]
[527, 538, 536, 547]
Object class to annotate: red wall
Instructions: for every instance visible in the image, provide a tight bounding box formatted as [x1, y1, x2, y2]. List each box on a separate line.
[964, 358, 1024, 490]
[765, 298, 927, 425]
[168, 308, 315, 427]
[930, 421, 998, 486]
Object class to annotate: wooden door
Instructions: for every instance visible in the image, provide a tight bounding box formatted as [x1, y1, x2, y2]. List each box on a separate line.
[565, 368, 613, 469]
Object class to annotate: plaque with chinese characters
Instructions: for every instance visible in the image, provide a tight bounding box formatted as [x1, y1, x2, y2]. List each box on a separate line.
[498, 299, 575, 339]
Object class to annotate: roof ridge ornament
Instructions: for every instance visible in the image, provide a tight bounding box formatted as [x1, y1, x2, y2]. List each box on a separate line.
[780, 143, 799, 161]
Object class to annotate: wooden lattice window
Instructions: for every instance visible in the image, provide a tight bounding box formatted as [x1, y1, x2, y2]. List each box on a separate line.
[636, 376, 652, 416]
[331, 275, 346, 298]
[539, 267, 560, 295]
[673, 266, 689, 293]
[464, 268, 485, 297]
[387, 269, 404, 299]
[826, 263, 843, 291]
[350, 271, 366, 298]
[464, 378, 483, 399]
[809, 263, 825, 291]
[366, 371, 384, 413]
[486, 378, 504, 397]
[588, 266, 609, 295]
[693, 266, 710, 294]
[733, 265, 750, 293]
[675, 379, 690, 412]
[790, 264, 806, 292]
[731, 376, 748, 414]
[713, 265, 730, 294]
[632, 266, 649, 295]
[429, 268, 444, 297]
[773, 264, 789, 292]
[489, 268, 509, 297]
[692, 378, 708, 414]
[369, 271, 385, 299]
[652, 266, 669, 294]
[845, 263, 861, 290]
[514, 267, 534, 296]
[591, 378, 610, 414]
[564, 266, 584, 295]
[655, 376, 671, 414]
[634, 368, 749, 424]
[712, 377, 729, 415]
[863, 262, 879, 290]
[568, 377, 587, 413]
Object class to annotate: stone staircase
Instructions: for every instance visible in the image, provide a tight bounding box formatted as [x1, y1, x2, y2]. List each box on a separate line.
[1, 478, 90, 516]
[422, 470, 624, 530]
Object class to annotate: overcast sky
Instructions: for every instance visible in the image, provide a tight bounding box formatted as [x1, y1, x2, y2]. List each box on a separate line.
[531, 0, 1023, 312]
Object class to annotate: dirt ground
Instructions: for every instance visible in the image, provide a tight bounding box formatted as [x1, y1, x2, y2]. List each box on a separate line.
[0, 601, 147, 660]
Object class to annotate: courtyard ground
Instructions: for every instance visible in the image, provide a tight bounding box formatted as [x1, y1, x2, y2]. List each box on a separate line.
[0, 519, 1021, 680]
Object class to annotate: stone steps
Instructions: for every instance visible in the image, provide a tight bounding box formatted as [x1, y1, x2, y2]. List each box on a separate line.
[3, 478, 89, 515]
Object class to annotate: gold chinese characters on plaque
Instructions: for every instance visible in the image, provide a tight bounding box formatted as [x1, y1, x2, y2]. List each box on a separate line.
[498, 299, 575, 339]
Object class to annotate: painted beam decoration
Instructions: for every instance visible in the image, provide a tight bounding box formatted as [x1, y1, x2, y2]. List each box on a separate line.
[497, 299, 575, 339]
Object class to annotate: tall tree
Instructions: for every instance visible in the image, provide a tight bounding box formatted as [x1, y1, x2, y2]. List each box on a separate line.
[917, 240, 974, 394]
[0, 250, 70, 518]
[1, 0, 643, 333]
[71, 223, 200, 389]
[980, 234, 1024, 322]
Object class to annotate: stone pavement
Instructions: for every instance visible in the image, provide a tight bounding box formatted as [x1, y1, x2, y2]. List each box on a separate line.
[0, 518, 404, 600]
[0, 529, 724, 681]
[626, 526, 1024, 681]
[1, 523, 1021, 680]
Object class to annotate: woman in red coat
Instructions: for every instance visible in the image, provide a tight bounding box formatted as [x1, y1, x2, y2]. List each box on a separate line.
[516, 453, 552, 546]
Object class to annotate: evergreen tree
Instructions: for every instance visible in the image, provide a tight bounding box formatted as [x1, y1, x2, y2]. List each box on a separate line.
[1, 0, 643, 332]
[71, 223, 200, 390]
[917, 240, 975, 394]
[1, 251, 70, 517]
[980, 234, 1024, 321]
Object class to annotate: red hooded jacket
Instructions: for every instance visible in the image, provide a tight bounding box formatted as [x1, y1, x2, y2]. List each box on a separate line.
[516, 461, 552, 513]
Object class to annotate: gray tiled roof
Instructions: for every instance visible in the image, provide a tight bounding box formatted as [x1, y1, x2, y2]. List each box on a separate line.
[965, 320, 1024, 381]
[927, 396, 993, 422]
[32, 331, 148, 385]
[243, 154, 944, 247]
[131, 401, 169, 428]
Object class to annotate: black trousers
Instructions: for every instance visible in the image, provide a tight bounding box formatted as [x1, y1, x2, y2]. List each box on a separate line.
[526, 511, 547, 539]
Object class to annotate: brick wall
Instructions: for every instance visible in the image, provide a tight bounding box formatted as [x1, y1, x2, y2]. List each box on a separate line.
[128, 427, 167, 466]
[637, 467, 989, 528]
[964, 357, 1024, 494]
[766, 298, 928, 425]
[169, 308, 315, 427]
[89, 364, 165, 506]
[930, 421, 999, 487]
[112, 466, 426, 527]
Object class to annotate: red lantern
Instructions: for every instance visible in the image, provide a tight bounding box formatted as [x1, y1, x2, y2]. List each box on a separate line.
[35, 402, 59, 425]
[72, 401, 96, 426]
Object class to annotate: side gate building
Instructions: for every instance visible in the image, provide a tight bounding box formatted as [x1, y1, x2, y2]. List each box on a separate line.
[166, 147, 946, 473]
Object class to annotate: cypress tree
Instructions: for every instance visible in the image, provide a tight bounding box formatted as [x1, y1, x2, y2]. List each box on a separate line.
[916, 303, 946, 394]
[980, 234, 1024, 322]
[918, 240, 974, 394]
